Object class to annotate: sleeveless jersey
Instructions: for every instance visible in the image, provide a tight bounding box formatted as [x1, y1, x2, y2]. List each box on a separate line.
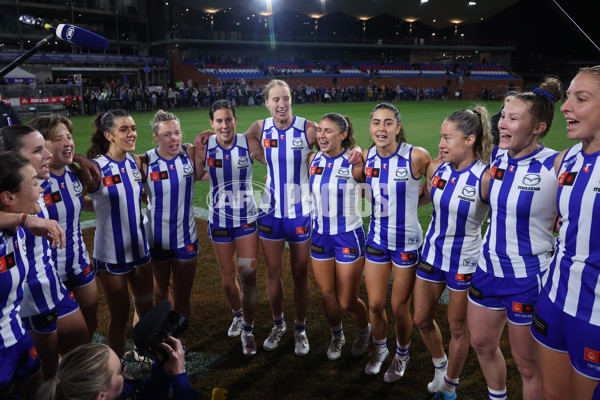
[542, 143, 600, 326]
[422, 161, 490, 274]
[479, 146, 558, 278]
[365, 143, 422, 251]
[42, 168, 92, 282]
[143, 147, 197, 250]
[309, 150, 363, 235]
[89, 153, 149, 264]
[19, 197, 66, 317]
[0, 228, 28, 349]
[206, 134, 258, 228]
[260, 116, 312, 218]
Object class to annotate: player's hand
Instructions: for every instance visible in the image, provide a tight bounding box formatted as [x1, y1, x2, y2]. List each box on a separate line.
[26, 217, 66, 249]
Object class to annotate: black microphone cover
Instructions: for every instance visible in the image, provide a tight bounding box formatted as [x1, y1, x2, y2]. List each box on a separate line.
[56, 24, 109, 50]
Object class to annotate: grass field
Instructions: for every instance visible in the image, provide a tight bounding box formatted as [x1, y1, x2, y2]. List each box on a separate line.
[59, 99, 575, 399]
[64, 99, 573, 227]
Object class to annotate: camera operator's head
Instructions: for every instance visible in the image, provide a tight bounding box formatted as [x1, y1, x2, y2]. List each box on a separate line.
[37, 343, 124, 400]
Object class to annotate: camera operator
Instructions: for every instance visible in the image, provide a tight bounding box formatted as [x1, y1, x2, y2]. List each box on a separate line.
[36, 337, 199, 400]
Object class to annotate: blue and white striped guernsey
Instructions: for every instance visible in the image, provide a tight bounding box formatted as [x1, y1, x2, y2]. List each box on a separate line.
[0, 228, 28, 349]
[89, 153, 149, 264]
[42, 168, 92, 282]
[143, 147, 197, 250]
[542, 143, 600, 326]
[365, 143, 422, 251]
[309, 150, 363, 235]
[260, 116, 312, 218]
[479, 146, 558, 278]
[19, 197, 66, 317]
[206, 134, 257, 228]
[422, 161, 490, 274]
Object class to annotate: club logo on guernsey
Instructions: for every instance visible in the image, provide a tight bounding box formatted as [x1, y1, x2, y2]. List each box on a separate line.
[432, 176, 447, 189]
[183, 164, 194, 177]
[102, 174, 121, 187]
[0, 251, 16, 273]
[43, 191, 63, 206]
[366, 167, 380, 178]
[263, 139, 278, 148]
[150, 171, 169, 181]
[491, 166, 505, 180]
[460, 186, 477, 201]
[518, 174, 541, 191]
[558, 171, 577, 186]
[207, 158, 223, 168]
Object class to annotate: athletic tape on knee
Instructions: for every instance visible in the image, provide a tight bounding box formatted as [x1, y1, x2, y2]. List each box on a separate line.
[132, 292, 154, 304]
[238, 258, 257, 302]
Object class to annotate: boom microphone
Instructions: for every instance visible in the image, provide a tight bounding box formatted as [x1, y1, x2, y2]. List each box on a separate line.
[19, 15, 109, 51]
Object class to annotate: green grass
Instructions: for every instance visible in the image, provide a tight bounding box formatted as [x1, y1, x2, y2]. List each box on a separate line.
[60, 99, 573, 226]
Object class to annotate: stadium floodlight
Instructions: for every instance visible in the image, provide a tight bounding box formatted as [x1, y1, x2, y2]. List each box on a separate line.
[468, 1, 477, 5]
[421, 0, 429, 4]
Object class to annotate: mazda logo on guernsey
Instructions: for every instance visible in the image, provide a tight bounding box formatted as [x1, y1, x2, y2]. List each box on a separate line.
[337, 168, 349, 175]
[237, 156, 249, 168]
[522, 174, 541, 186]
[292, 138, 303, 146]
[462, 185, 476, 197]
[395, 168, 408, 178]
[183, 164, 193, 175]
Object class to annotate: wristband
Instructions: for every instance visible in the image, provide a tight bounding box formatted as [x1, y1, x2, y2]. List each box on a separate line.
[19, 213, 31, 228]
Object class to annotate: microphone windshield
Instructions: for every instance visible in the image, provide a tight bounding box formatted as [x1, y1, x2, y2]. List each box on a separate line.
[56, 24, 109, 51]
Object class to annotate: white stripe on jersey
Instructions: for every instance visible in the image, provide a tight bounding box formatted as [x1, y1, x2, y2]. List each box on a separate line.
[543, 143, 600, 326]
[143, 147, 198, 250]
[309, 150, 363, 235]
[422, 161, 489, 274]
[89, 153, 148, 264]
[260, 116, 312, 218]
[206, 134, 258, 227]
[44, 168, 91, 280]
[0, 228, 28, 348]
[19, 197, 66, 317]
[479, 146, 557, 278]
[365, 143, 422, 251]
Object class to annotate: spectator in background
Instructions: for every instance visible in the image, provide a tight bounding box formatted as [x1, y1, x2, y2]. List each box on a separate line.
[0, 91, 23, 128]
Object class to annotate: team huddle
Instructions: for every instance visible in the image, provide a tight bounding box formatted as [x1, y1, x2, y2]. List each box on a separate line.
[1, 67, 599, 400]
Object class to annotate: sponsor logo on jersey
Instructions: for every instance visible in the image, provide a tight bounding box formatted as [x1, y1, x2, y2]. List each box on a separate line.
[469, 284, 483, 300]
[512, 302, 534, 313]
[280, 135, 285, 140]
[183, 164, 194, 176]
[451, 177, 456, 184]
[366, 167, 380, 178]
[29, 346, 38, 359]
[211, 228, 230, 238]
[455, 273, 473, 282]
[393, 167, 408, 181]
[509, 165, 515, 173]
[518, 173, 542, 191]
[337, 168, 349, 176]
[558, 171, 577, 186]
[186, 244, 196, 252]
[263, 138, 278, 148]
[237, 156, 250, 168]
[102, 174, 121, 187]
[207, 158, 223, 168]
[366, 245, 385, 256]
[258, 223, 273, 234]
[60, 182, 66, 189]
[310, 166, 324, 175]
[531, 313, 548, 337]
[0, 251, 16, 273]
[400, 252, 416, 261]
[150, 171, 169, 181]
[296, 226, 309, 235]
[83, 265, 93, 276]
[132, 169, 142, 181]
[584, 348, 600, 364]
[327, 163, 332, 169]
[432, 176, 447, 189]
[491, 166, 505, 181]
[417, 261, 434, 274]
[584, 163, 592, 173]
[292, 138, 303, 147]
[310, 243, 325, 254]
[72, 181, 83, 196]
[43, 191, 63, 206]
[69, 291, 75, 299]
[342, 247, 357, 254]
[458, 185, 477, 202]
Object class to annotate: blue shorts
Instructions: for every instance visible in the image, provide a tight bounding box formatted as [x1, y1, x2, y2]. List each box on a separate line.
[208, 222, 257, 244]
[365, 240, 420, 268]
[257, 214, 311, 243]
[150, 242, 199, 261]
[532, 293, 600, 380]
[22, 291, 80, 334]
[468, 268, 541, 325]
[311, 227, 365, 263]
[94, 253, 151, 275]
[416, 260, 473, 291]
[62, 263, 95, 291]
[0, 333, 41, 392]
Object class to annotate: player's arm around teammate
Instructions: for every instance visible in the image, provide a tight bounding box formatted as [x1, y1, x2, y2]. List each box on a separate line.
[307, 113, 371, 361]
[413, 106, 493, 399]
[362, 103, 431, 382]
[532, 66, 600, 400]
[83, 109, 153, 357]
